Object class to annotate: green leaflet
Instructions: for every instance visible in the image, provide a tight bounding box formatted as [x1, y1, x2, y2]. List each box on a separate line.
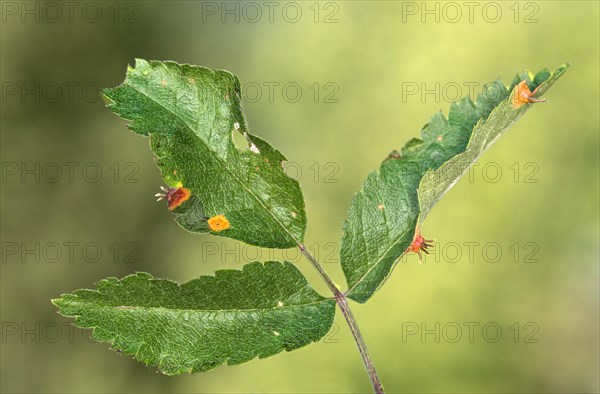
[52, 262, 335, 375]
[341, 65, 569, 303]
[103, 59, 305, 248]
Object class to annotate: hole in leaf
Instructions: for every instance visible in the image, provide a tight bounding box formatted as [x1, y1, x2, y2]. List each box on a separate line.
[232, 128, 248, 151]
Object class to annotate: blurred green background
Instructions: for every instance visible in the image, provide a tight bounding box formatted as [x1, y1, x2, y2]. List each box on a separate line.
[1, 1, 598, 393]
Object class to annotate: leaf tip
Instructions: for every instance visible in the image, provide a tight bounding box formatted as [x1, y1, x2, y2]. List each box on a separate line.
[50, 297, 62, 308]
[132, 58, 149, 70]
[100, 89, 115, 107]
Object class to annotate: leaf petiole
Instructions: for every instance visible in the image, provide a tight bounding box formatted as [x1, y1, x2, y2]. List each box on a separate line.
[298, 244, 384, 393]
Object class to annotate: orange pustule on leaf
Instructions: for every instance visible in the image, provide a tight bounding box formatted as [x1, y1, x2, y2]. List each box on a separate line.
[208, 215, 231, 232]
[166, 187, 191, 211]
[155, 182, 191, 211]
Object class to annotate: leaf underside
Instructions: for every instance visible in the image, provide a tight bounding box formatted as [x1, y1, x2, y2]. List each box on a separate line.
[341, 65, 569, 303]
[53, 262, 335, 375]
[104, 59, 306, 249]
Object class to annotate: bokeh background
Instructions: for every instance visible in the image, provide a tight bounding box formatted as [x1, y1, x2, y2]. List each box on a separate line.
[1, 1, 598, 393]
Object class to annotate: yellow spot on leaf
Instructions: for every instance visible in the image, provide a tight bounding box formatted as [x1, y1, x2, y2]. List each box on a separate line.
[377, 204, 384, 210]
[208, 214, 231, 232]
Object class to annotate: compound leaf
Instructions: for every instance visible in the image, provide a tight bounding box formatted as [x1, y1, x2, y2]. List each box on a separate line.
[104, 59, 305, 248]
[341, 65, 569, 303]
[52, 261, 335, 375]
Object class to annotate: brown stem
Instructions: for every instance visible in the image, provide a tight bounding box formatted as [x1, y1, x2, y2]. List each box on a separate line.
[298, 244, 384, 394]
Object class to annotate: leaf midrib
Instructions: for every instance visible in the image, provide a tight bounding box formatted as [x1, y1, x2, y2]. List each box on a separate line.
[419, 99, 516, 221]
[346, 223, 413, 295]
[63, 298, 331, 314]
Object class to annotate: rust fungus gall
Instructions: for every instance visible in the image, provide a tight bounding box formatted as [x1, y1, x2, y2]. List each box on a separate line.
[512, 80, 545, 108]
[155, 182, 191, 211]
[407, 229, 434, 263]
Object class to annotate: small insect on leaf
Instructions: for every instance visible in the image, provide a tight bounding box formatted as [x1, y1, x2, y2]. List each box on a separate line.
[512, 80, 546, 108]
[208, 215, 231, 232]
[154, 182, 191, 211]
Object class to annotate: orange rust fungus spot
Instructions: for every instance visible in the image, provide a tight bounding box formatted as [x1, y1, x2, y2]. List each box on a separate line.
[407, 229, 434, 263]
[166, 185, 191, 211]
[155, 183, 191, 210]
[512, 80, 545, 108]
[437, 135, 443, 141]
[377, 204, 385, 210]
[208, 215, 231, 232]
